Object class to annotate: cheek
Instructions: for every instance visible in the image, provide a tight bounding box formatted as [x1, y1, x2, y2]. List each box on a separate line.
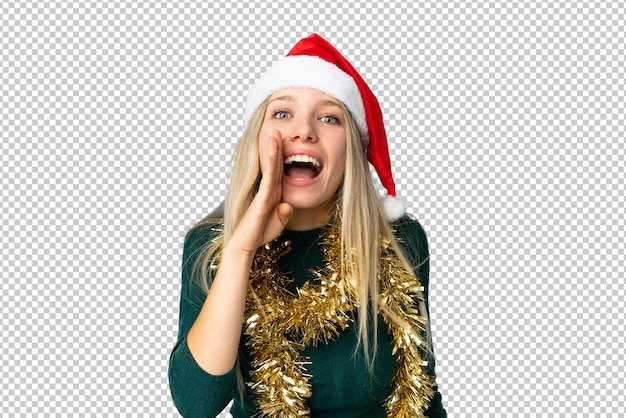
[328, 133, 347, 159]
[336, 147, 347, 173]
[259, 124, 286, 142]
[328, 155, 347, 184]
[258, 124, 271, 139]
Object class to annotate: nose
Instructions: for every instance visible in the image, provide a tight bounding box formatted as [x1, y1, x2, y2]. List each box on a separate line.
[290, 117, 317, 142]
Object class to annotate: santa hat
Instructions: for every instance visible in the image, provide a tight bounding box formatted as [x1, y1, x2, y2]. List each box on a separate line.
[243, 33, 406, 221]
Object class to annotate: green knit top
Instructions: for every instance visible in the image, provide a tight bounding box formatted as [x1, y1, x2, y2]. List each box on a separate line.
[168, 214, 446, 417]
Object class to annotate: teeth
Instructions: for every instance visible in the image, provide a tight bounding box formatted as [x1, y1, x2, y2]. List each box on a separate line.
[283, 155, 321, 167]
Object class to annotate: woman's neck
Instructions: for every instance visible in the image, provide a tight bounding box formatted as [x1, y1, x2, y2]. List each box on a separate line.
[285, 203, 333, 231]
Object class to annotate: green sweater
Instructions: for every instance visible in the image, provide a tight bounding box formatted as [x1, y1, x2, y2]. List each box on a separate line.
[169, 215, 446, 417]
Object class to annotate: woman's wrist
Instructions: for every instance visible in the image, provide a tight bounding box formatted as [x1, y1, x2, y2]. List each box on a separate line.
[221, 240, 256, 264]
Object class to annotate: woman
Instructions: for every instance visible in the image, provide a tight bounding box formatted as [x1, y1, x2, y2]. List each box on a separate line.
[169, 34, 447, 417]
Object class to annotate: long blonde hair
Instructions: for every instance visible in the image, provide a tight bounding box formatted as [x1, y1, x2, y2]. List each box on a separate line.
[188, 98, 432, 371]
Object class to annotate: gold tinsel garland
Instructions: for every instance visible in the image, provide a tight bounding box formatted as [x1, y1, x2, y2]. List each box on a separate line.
[229, 221, 434, 417]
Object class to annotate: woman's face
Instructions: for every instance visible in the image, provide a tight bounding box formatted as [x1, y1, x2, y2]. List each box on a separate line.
[259, 88, 347, 227]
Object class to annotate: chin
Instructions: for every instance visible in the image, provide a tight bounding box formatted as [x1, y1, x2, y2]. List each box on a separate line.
[283, 194, 336, 214]
[282, 196, 321, 210]
[281, 180, 341, 213]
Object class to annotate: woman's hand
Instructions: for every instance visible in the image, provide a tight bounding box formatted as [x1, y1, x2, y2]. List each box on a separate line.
[186, 130, 292, 375]
[228, 129, 293, 255]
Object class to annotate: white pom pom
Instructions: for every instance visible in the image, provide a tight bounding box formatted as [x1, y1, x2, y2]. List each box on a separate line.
[382, 195, 406, 221]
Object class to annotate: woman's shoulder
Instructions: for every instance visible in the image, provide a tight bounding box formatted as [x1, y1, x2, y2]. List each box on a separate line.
[391, 213, 429, 248]
[183, 218, 223, 260]
[180, 219, 224, 304]
[185, 217, 223, 241]
[390, 213, 430, 270]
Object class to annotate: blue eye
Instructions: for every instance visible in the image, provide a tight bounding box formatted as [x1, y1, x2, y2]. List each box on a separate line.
[273, 110, 290, 119]
[320, 115, 339, 124]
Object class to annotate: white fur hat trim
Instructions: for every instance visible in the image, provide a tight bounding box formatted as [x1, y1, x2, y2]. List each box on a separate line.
[243, 55, 368, 143]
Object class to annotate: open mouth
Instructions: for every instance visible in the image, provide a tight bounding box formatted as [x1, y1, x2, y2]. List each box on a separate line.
[283, 154, 322, 181]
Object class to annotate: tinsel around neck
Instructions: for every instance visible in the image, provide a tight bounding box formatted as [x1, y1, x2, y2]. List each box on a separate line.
[238, 220, 435, 417]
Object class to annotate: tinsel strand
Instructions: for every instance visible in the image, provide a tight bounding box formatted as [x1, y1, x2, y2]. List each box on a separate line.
[378, 237, 436, 417]
[236, 221, 434, 417]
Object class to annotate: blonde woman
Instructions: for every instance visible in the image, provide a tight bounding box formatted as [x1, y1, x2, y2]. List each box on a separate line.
[169, 34, 447, 417]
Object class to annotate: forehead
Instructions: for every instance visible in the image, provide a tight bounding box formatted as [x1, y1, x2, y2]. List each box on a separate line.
[268, 88, 342, 107]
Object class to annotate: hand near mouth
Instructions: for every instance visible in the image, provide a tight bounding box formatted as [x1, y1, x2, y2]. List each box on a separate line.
[228, 129, 293, 255]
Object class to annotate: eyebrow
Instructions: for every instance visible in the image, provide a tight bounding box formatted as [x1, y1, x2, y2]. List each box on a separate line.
[269, 95, 342, 108]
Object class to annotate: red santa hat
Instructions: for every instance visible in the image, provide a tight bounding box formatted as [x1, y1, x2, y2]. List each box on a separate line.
[243, 33, 406, 221]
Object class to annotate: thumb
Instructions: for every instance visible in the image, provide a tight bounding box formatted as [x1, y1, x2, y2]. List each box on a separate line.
[276, 203, 293, 226]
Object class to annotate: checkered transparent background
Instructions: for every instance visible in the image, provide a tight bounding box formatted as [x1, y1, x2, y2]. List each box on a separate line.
[2, 1, 624, 416]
